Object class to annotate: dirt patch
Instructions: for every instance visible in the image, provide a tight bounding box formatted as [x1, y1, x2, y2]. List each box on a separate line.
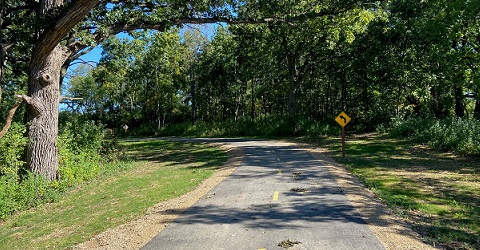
[289, 187, 307, 192]
[278, 239, 302, 248]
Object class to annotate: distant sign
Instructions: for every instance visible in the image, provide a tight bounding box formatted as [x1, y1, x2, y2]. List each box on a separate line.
[335, 111, 351, 127]
[335, 111, 351, 158]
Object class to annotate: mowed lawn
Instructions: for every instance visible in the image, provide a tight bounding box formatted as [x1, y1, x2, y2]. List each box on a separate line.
[0, 140, 226, 249]
[303, 134, 479, 250]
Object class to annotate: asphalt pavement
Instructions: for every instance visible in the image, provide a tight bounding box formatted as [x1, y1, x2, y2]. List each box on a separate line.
[142, 139, 385, 250]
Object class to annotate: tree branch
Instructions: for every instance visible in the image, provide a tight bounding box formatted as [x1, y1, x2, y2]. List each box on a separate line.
[69, 58, 97, 67]
[0, 100, 23, 139]
[16, 94, 43, 113]
[60, 96, 83, 101]
[62, 2, 358, 76]
[34, 0, 99, 61]
[87, 5, 350, 52]
[170, 9, 344, 27]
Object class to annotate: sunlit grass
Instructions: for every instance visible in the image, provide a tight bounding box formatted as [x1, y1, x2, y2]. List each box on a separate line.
[302, 134, 480, 249]
[0, 140, 226, 249]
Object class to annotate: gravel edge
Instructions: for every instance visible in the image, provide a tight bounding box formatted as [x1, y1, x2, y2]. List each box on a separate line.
[305, 146, 437, 250]
[74, 144, 243, 250]
[75, 140, 437, 250]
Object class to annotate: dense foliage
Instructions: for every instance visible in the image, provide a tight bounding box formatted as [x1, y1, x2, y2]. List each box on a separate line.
[386, 117, 480, 156]
[1, 0, 480, 227]
[153, 118, 340, 138]
[61, 1, 480, 137]
[0, 118, 122, 220]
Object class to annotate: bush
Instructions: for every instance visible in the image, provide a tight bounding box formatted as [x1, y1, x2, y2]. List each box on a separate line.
[58, 120, 115, 187]
[0, 119, 123, 220]
[0, 123, 27, 176]
[0, 172, 61, 220]
[387, 117, 480, 156]
[155, 116, 340, 138]
[0, 123, 55, 219]
[0, 175, 19, 219]
[0, 123, 26, 219]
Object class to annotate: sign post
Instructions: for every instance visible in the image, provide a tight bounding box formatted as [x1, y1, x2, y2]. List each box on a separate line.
[335, 111, 351, 158]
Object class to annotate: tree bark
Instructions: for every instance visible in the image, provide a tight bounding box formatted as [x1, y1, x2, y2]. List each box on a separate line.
[285, 40, 299, 118]
[23, 0, 98, 180]
[26, 45, 69, 181]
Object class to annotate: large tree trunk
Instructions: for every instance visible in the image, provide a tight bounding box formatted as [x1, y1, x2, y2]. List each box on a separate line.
[26, 45, 69, 181]
[0, 0, 5, 99]
[22, 0, 98, 181]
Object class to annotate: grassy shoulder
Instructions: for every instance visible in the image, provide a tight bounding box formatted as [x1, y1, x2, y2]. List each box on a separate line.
[0, 139, 226, 249]
[301, 134, 479, 249]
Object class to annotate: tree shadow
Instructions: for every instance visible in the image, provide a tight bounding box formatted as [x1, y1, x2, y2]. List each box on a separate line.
[164, 200, 366, 230]
[300, 135, 480, 249]
[125, 140, 227, 170]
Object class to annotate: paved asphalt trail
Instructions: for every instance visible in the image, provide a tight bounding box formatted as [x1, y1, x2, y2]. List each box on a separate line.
[142, 139, 384, 250]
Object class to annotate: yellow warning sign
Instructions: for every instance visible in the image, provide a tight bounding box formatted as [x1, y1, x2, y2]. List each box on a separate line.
[335, 111, 351, 127]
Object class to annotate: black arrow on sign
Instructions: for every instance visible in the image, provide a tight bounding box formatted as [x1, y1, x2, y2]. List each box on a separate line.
[340, 115, 347, 123]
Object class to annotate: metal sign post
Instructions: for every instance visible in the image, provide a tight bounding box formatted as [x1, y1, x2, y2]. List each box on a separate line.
[335, 111, 351, 158]
[341, 126, 346, 158]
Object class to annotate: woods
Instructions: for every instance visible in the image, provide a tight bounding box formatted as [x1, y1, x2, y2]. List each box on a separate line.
[1, 0, 479, 180]
[1, 1, 479, 248]
[65, 1, 480, 133]
[0, 0, 477, 178]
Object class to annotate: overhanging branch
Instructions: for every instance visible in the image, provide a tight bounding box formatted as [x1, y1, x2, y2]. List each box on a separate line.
[34, 0, 100, 61]
[60, 96, 83, 102]
[65, 2, 358, 70]
[172, 8, 348, 26]
[0, 100, 23, 139]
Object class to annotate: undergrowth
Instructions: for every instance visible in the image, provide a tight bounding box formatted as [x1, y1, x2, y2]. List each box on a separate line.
[151, 116, 340, 137]
[0, 116, 124, 220]
[383, 117, 480, 156]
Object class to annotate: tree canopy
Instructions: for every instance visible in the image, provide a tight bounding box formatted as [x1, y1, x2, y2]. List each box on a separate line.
[65, 0, 480, 134]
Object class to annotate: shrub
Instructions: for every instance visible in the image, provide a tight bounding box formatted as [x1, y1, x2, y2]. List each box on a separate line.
[0, 123, 56, 219]
[0, 119, 123, 220]
[0, 175, 19, 219]
[387, 117, 480, 156]
[58, 120, 111, 187]
[155, 116, 340, 138]
[0, 123, 27, 176]
[0, 123, 27, 219]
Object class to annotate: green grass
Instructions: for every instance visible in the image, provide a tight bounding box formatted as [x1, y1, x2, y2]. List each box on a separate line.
[302, 134, 479, 249]
[0, 140, 226, 249]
